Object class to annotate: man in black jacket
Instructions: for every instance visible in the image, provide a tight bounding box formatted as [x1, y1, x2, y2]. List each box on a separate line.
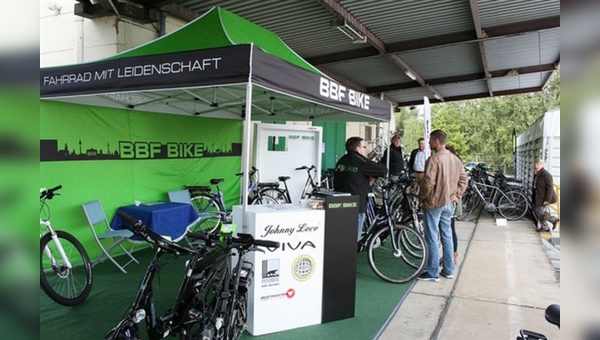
[334, 137, 388, 241]
[533, 158, 559, 231]
[380, 135, 404, 176]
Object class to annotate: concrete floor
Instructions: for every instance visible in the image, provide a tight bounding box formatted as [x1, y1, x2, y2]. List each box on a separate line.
[378, 215, 560, 340]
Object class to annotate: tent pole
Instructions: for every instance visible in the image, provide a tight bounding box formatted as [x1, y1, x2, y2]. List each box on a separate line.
[241, 81, 253, 228]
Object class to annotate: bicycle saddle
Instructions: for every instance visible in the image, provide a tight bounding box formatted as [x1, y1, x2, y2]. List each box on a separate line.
[545, 304, 560, 328]
[278, 176, 290, 181]
[210, 178, 225, 185]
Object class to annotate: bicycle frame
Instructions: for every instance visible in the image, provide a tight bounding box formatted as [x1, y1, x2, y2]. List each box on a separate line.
[470, 180, 510, 208]
[40, 205, 73, 271]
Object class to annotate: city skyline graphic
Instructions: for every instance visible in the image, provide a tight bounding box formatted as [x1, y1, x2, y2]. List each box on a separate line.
[40, 137, 242, 161]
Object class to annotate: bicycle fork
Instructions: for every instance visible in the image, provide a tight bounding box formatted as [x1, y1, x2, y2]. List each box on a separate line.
[41, 219, 73, 270]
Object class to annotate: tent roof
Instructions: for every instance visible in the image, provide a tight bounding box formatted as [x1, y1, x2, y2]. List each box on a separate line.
[40, 7, 390, 123]
[107, 7, 323, 77]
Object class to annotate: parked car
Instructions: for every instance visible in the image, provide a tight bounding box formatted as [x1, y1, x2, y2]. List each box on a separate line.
[464, 162, 491, 172]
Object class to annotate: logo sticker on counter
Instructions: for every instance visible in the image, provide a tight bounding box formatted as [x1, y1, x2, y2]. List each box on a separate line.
[292, 255, 315, 281]
[261, 259, 280, 287]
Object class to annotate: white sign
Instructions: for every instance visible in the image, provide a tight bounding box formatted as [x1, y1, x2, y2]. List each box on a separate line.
[233, 205, 325, 335]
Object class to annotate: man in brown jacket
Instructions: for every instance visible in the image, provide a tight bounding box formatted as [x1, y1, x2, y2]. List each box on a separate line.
[533, 158, 559, 232]
[417, 130, 468, 282]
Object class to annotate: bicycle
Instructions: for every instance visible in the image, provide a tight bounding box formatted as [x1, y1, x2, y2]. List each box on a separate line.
[186, 179, 229, 234]
[359, 179, 428, 283]
[106, 211, 279, 340]
[458, 172, 529, 221]
[242, 166, 285, 205]
[186, 171, 282, 233]
[40, 185, 93, 306]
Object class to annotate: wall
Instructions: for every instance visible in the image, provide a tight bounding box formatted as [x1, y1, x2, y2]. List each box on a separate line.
[40, 101, 242, 259]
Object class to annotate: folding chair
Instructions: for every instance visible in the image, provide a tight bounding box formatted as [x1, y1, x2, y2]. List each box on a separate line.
[82, 200, 139, 273]
[168, 189, 192, 204]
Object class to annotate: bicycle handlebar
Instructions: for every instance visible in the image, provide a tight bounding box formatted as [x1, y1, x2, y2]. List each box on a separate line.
[117, 211, 279, 253]
[40, 185, 62, 200]
[187, 231, 280, 249]
[295, 165, 315, 171]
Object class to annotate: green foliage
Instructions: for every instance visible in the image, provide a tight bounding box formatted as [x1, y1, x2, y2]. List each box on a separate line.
[398, 72, 560, 173]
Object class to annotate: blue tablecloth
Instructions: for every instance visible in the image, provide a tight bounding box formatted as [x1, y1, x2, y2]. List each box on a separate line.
[111, 202, 199, 242]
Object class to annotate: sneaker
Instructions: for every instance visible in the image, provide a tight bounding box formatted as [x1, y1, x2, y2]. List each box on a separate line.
[440, 272, 454, 279]
[417, 272, 439, 282]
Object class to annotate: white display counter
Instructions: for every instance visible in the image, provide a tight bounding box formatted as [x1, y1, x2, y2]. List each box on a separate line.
[232, 204, 325, 336]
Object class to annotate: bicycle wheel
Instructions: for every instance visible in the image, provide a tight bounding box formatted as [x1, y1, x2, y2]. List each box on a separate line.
[457, 191, 478, 221]
[249, 193, 278, 205]
[497, 190, 528, 220]
[258, 188, 289, 204]
[399, 227, 426, 269]
[367, 225, 427, 283]
[40, 230, 93, 306]
[228, 291, 248, 340]
[190, 193, 223, 233]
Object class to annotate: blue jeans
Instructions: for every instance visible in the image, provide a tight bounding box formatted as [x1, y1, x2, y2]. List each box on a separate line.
[424, 204, 455, 277]
[358, 212, 366, 241]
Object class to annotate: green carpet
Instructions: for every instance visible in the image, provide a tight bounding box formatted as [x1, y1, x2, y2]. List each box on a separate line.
[40, 249, 412, 339]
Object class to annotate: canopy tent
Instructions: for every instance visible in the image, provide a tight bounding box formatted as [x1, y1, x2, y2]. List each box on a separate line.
[40, 7, 392, 214]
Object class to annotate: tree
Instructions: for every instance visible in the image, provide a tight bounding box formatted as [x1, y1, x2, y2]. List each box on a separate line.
[397, 72, 560, 173]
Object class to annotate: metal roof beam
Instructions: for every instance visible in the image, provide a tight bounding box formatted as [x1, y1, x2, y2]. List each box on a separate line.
[316, 0, 444, 102]
[469, 0, 493, 97]
[394, 86, 542, 107]
[366, 63, 557, 93]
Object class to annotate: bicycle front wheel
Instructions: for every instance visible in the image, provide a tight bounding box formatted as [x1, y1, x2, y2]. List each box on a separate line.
[497, 190, 528, 220]
[190, 193, 223, 233]
[368, 225, 427, 283]
[40, 231, 93, 306]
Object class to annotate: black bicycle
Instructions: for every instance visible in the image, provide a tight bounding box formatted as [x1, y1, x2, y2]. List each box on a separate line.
[360, 178, 428, 283]
[106, 211, 279, 340]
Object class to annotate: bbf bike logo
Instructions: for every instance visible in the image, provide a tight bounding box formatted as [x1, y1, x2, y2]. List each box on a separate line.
[261, 259, 280, 287]
[292, 255, 315, 282]
[40, 137, 241, 161]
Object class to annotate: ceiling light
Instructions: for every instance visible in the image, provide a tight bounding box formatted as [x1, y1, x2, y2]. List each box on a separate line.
[330, 18, 367, 44]
[405, 70, 417, 80]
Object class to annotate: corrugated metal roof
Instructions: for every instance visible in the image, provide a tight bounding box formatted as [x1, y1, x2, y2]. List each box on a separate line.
[398, 42, 483, 79]
[341, 0, 474, 42]
[491, 72, 553, 92]
[324, 56, 408, 87]
[436, 80, 489, 97]
[110, 0, 560, 106]
[485, 29, 559, 70]
[479, 0, 560, 27]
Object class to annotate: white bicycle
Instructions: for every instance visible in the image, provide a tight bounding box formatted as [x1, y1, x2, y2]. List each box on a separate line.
[40, 185, 93, 306]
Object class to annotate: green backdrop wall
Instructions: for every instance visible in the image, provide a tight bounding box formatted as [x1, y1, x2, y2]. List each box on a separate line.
[40, 101, 242, 260]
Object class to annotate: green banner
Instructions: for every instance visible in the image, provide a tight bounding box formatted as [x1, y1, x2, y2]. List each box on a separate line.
[40, 101, 242, 259]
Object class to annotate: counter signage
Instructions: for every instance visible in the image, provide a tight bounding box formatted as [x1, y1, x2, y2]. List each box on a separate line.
[240, 207, 325, 335]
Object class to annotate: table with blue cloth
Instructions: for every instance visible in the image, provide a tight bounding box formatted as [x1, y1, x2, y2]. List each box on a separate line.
[111, 202, 199, 242]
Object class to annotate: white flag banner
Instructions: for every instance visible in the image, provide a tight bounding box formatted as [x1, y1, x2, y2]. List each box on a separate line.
[423, 96, 432, 158]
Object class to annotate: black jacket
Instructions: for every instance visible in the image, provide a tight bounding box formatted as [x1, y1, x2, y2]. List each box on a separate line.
[533, 167, 556, 208]
[334, 151, 388, 212]
[380, 144, 404, 175]
[407, 148, 422, 172]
